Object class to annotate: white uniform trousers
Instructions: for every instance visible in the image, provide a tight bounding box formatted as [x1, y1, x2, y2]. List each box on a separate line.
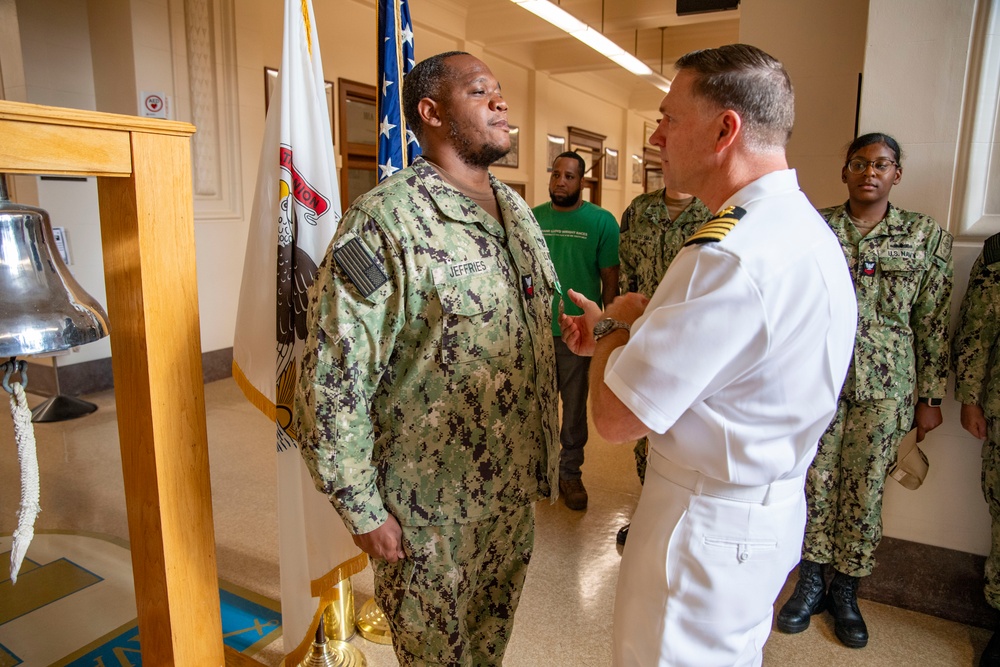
[613, 450, 806, 667]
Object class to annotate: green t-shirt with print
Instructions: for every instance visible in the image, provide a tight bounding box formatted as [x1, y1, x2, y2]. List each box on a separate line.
[532, 200, 620, 336]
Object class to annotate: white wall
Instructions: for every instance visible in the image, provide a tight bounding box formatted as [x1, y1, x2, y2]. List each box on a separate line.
[741, 0, 869, 207]
[12, 0, 110, 365]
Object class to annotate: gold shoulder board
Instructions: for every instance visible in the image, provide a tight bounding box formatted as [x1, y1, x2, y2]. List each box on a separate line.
[684, 205, 747, 246]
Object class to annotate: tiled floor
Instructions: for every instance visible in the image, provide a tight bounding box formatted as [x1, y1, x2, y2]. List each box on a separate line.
[0, 378, 992, 665]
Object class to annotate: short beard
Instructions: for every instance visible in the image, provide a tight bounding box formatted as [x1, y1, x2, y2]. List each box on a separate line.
[549, 189, 581, 208]
[449, 120, 510, 169]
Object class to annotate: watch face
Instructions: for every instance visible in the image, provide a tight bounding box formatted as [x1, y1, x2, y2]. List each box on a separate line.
[594, 318, 628, 340]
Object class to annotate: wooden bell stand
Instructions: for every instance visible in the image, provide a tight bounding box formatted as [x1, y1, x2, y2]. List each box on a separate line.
[0, 100, 258, 666]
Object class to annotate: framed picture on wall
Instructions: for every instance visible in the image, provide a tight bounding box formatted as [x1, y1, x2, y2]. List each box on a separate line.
[546, 134, 566, 171]
[571, 145, 593, 173]
[644, 121, 657, 148]
[631, 154, 643, 184]
[502, 181, 527, 201]
[604, 148, 619, 180]
[265, 67, 334, 138]
[493, 126, 519, 168]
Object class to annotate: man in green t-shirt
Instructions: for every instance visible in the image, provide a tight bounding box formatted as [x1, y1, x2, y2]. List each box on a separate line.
[532, 151, 620, 510]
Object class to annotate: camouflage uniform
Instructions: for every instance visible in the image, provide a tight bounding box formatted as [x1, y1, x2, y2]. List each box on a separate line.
[295, 156, 560, 665]
[803, 202, 953, 577]
[953, 233, 1000, 610]
[617, 189, 712, 482]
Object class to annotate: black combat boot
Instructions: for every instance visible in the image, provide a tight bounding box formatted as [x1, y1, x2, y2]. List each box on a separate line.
[981, 628, 1000, 666]
[776, 560, 827, 633]
[828, 571, 868, 648]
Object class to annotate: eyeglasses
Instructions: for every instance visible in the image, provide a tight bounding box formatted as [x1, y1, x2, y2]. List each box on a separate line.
[846, 158, 898, 174]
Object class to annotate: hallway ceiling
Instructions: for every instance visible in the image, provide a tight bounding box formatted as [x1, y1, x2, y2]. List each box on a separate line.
[442, 0, 740, 114]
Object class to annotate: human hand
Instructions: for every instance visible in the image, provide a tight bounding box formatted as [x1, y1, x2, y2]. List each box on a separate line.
[960, 403, 988, 440]
[558, 289, 604, 357]
[913, 403, 943, 442]
[353, 515, 406, 563]
[605, 292, 650, 325]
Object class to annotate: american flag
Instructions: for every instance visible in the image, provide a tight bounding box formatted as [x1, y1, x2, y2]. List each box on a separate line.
[377, 0, 420, 181]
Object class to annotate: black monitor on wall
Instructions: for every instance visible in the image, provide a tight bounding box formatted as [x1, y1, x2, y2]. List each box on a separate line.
[676, 0, 739, 16]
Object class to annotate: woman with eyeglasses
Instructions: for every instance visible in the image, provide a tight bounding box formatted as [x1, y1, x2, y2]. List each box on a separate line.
[777, 132, 954, 648]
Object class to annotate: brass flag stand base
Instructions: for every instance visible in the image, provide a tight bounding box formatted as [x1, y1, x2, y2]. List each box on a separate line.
[299, 577, 367, 667]
[299, 618, 367, 667]
[355, 598, 393, 645]
[325, 577, 357, 641]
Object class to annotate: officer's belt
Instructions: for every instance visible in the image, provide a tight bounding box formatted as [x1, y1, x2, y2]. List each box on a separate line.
[649, 450, 804, 506]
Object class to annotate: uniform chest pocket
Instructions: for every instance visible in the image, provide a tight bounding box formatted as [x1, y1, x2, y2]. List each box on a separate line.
[878, 254, 923, 317]
[436, 280, 511, 365]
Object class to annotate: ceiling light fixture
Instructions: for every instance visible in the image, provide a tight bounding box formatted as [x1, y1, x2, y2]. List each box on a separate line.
[510, 0, 672, 93]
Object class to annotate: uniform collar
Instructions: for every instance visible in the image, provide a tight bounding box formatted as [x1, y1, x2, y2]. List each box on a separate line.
[411, 156, 506, 238]
[838, 201, 908, 238]
[718, 169, 799, 214]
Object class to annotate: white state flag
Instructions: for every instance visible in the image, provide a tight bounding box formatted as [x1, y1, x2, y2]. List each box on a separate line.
[232, 1, 367, 664]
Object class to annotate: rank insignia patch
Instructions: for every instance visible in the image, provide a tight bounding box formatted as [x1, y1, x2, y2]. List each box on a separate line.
[862, 261, 876, 276]
[685, 205, 747, 246]
[522, 275, 534, 299]
[333, 237, 389, 298]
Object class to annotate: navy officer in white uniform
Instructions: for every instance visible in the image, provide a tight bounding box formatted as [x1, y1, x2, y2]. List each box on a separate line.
[560, 44, 858, 667]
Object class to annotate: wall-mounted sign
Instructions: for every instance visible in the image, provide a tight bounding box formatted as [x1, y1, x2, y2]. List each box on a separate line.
[139, 91, 170, 119]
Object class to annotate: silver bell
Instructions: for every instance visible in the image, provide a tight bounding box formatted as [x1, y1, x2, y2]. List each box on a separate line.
[0, 175, 110, 357]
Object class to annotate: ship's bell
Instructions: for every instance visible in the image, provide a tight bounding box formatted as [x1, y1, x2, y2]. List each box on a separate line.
[0, 175, 110, 357]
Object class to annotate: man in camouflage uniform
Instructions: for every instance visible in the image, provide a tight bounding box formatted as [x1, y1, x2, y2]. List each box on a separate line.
[953, 232, 1000, 667]
[295, 52, 559, 666]
[615, 187, 711, 544]
[779, 133, 953, 649]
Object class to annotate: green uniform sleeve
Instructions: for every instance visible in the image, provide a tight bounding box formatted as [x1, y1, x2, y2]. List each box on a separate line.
[618, 203, 637, 294]
[953, 254, 1000, 405]
[296, 208, 403, 534]
[912, 224, 954, 399]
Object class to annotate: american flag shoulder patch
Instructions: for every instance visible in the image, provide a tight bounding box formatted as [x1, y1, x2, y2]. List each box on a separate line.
[333, 236, 389, 298]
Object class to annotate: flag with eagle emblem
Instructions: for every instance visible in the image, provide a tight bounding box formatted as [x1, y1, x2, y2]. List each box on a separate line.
[232, 1, 366, 664]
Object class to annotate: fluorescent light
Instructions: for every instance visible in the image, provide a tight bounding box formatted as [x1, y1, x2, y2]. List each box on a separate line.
[642, 72, 672, 93]
[609, 52, 652, 76]
[511, 0, 671, 92]
[514, 0, 586, 31]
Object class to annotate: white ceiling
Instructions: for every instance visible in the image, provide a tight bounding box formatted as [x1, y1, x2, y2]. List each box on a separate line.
[434, 0, 741, 114]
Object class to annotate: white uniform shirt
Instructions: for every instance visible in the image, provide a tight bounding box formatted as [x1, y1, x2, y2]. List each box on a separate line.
[605, 169, 857, 486]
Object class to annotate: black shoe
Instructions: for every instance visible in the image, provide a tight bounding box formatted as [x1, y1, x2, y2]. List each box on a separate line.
[559, 478, 588, 510]
[776, 560, 827, 633]
[981, 629, 1000, 666]
[828, 571, 868, 648]
[617, 523, 630, 545]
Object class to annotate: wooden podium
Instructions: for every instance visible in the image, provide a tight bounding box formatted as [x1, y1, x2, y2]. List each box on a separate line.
[0, 100, 252, 666]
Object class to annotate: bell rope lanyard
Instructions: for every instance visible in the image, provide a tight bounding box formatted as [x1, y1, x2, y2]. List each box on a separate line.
[2, 358, 40, 583]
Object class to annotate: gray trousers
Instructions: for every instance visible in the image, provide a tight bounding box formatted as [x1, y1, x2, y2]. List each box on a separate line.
[555, 336, 590, 480]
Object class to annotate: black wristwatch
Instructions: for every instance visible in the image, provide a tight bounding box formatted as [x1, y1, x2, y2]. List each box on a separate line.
[593, 318, 630, 341]
[918, 397, 943, 407]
